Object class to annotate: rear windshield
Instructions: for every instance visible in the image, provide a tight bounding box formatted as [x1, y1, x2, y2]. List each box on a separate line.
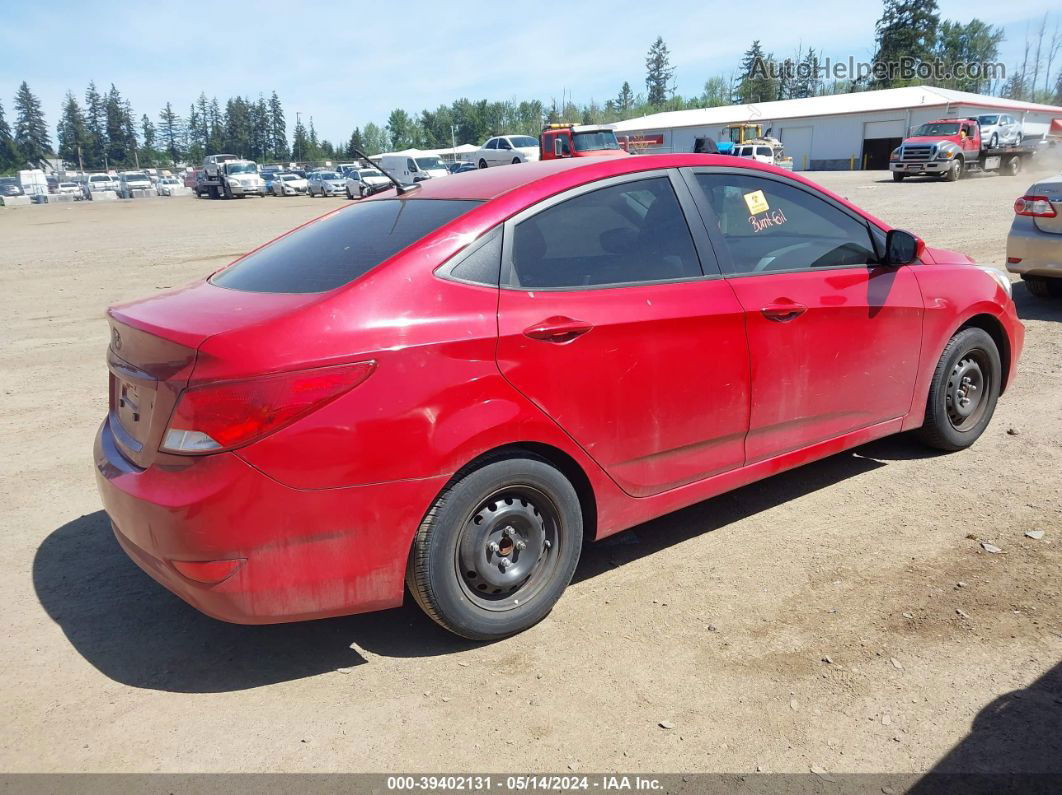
[211, 199, 481, 293]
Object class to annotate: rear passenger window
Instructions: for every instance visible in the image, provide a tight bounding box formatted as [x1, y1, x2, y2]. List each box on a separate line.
[447, 228, 502, 286]
[695, 173, 878, 275]
[510, 177, 702, 289]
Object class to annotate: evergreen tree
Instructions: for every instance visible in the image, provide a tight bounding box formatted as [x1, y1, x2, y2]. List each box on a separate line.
[207, 97, 223, 154]
[0, 100, 18, 172]
[268, 91, 288, 161]
[158, 102, 183, 165]
[223, 96, 252, 156]
[616, 81, 635, 112]
[934, 19, 1003, 93]
[104, 84, 129, 166]
[186, 103, 204, 164]
[794, 48, 823, 98]
[735, 41, 778, 103]
[14, 81, 51, 166]
[871, 0, 941, 87]
[250, 96, 270, 161]
[346, 127, 365, 157]
[307, 116, 321, 159]
[291, 116, 309, 162]
[645, 37, 675, 105]
[140, 114, 157, 166]
[1055, 70, 1062, 105]
[57, 91, 89, 168]
[84, 82, 106, 168]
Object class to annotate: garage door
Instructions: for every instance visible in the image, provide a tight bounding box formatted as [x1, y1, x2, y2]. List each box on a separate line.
[779, 126, 813, 170]
[864, 119, 906, 139]
[862, 119, 907, 170]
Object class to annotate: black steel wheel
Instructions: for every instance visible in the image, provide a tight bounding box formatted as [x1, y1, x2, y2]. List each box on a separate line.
[917, 328, 1001, 451]
[478, 159, 488, 169]
[407, 455, 583, 640]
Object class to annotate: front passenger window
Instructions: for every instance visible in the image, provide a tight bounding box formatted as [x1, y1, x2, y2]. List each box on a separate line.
[695, 173, 878, 275]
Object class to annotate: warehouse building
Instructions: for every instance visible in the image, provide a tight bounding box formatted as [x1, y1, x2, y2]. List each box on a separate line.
[612, 86, 1062, 170]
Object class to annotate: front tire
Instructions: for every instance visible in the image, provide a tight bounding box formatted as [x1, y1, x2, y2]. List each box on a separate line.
[943, 157, 964, 182]
[478, 159, 488, 169]
[407, 456, 583, 640]
[989, 133, 998, 149]
[917, 328, 1001, 451]
[892, 172, 905, 182]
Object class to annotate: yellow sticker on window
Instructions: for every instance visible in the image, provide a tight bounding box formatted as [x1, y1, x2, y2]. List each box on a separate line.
[743, 190, 769, 215]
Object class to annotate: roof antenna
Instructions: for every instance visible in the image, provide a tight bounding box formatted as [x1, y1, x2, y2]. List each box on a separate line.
[351, 148, 420, 195]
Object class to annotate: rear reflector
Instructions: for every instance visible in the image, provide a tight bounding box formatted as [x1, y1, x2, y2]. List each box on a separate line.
[171, 559, 244, 584]
[1007, 257, 1022, 264]
[161, 361, 375, 454]
[1014, 195, 1058, 217]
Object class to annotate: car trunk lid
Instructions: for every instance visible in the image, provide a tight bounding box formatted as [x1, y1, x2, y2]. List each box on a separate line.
[105, 279, 321, 468]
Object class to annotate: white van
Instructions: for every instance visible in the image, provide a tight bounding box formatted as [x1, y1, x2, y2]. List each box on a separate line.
[378, 154, 449, 186]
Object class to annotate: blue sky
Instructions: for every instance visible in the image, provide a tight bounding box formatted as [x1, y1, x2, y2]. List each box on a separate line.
[0, 0, 1055, 145]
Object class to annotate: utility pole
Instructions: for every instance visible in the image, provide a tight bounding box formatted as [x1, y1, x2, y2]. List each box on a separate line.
[451, 124, 457, 163]
[296, 111, 302, 164]
[77, 145, 84, 174]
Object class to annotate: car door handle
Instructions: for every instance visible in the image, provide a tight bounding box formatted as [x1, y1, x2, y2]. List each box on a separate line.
[761, 303, 807, 322]
[523, 316, 593, 343]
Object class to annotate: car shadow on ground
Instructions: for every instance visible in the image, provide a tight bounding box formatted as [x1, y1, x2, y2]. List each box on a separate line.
[1013, 281, 1062, 322]
[37, 437, 921, 693]
[909, 661, 1062, 787]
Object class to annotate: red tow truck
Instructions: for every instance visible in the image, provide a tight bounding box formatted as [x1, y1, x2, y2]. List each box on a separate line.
[890, 118, 1036, 182]
[539, 123, 630, 160]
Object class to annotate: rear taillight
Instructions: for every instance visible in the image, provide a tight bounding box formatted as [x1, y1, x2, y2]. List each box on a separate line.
[161, 361, 375, 454]
[1013, 195, 1058, 217]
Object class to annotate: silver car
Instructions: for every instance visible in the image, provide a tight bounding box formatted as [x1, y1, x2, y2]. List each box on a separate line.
[1006, 174, 1062, 297]
[307, 170, 346, 197]
[977, 114, 1022, 150]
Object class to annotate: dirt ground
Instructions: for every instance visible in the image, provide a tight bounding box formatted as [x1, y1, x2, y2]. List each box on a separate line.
[1, 168, 1060, 776]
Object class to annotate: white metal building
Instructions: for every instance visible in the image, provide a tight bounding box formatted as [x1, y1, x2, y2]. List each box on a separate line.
[612, 87, 1062, 170]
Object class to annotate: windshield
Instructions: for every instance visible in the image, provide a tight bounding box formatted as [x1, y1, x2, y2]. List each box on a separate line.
[414, 157, 444, 170]
[510, 136, 538, 148]
[977, 115, 998, 125]
[358, 169, 384, 178]
[212, 199, 481, 293]
[227, 162, 258, 174]
[280, 174, 298, 181]
[125, 175, 149, 182]
[913, 123, 961, 137]
[318, 172, 340, 180]
[572, 131, 620, 151]
[90, 175, 111, 182]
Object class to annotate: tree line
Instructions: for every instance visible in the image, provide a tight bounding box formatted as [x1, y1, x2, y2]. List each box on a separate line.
[0, 1, 1059, 176]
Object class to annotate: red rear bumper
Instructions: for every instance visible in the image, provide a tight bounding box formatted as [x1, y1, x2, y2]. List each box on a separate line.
[94, 418, 446, 624]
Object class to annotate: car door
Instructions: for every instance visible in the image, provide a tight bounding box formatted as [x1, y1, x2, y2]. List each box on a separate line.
[685, 168, 923, 462]
[481, 138, 497, 165]
[495, 170, 751, 497]
[496, 137, 514, 164]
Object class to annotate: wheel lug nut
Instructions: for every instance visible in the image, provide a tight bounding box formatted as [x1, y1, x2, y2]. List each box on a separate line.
[500, 558, 512, 570]
[488, 541, 499, 553]
[515, 540, 526, 550]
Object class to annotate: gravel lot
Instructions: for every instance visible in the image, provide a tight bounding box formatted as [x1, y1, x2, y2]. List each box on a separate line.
[1, 168, 1059, 776]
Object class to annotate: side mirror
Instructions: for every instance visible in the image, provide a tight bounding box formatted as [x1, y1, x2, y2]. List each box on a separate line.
[553, 139, 564, 157]
[884, 229, 924, 266]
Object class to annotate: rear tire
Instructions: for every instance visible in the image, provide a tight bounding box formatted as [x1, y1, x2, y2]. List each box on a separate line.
[1023, 276, 1062, 298]
[989, 133, 998, 149]
[1002, 155, 1021, 176]
[512, 157, 521, 165]
[916, 328, 1001, 452]
[406, 455, 583, 641]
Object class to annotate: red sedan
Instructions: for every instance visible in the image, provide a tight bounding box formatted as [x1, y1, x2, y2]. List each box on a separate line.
[95, 155, 1023, 640]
